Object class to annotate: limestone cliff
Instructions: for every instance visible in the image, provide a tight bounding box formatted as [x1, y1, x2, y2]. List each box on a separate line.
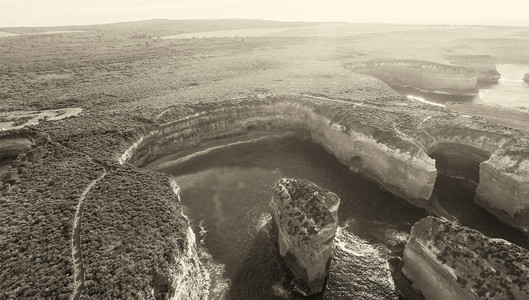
[269, 178, 340, 294]
[0, 135, 32, 160]
[348, 60, 479, 95]
[168, 180, 210, 300]
[447, 55, 501, 82]
[130, 94, 529, 230]
[403, 216, 529, 300]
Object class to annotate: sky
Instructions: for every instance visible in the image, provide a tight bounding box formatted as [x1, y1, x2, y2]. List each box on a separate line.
[1, 0, 529, 27]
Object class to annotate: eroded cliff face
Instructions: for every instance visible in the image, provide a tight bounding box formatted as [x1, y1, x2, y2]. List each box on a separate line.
[167, 180, 210, 300]
[0, 133, 34, 189]
[447, 55, 501, 82]
[132, 96, 438, 208]
[130, 94, 529, 229]
[403, 216, 529, 300]
[416, 114, 529, 230]
[0, 135, 32, 160]
[348, 60, 479, 95]
[269, 178, 340, 295]
[475, 152, 529, 229]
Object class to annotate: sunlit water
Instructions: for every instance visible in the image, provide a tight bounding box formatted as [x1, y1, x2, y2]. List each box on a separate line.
[151, 134, 529, 299]
[394, 64, 529, 108]
[479, 64, 529, 108]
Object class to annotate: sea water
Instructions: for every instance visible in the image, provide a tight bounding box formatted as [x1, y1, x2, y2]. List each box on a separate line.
[395, 64, 529, 109]
[152, 134, 528, 299]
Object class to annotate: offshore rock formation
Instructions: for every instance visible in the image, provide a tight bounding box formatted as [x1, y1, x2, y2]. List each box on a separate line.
[269, 178, 340, 294]
[403, 216, 529, 300]
[348, 60, 479, 95]
[524, 73, 529, 84]
[131, 94, 529, 229]
[447, 55, 501, 82]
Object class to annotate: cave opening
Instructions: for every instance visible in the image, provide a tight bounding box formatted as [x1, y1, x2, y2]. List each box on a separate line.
[427, 143, 529, 247]
[427, 142, 491, 184]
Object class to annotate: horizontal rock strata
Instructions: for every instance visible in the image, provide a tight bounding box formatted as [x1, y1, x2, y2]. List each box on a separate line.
[0, 135, 32, 160]
[132, 94, 529, 229]
[348, 60, 479, 95]
[447, 55, 501, 82]
[3, 23, 528, 299]
[403, 216, 529, 300]
[269, 178, 340, 294]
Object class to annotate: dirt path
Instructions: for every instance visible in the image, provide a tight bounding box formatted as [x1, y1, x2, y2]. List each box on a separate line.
[71, 171, 107, 300]
[60, 143, 111, 300]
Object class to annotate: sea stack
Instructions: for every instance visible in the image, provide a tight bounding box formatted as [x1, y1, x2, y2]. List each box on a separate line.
[270, 178, 340, 295]
[524, 73, 529, 83]
[403, 216, 529, 300]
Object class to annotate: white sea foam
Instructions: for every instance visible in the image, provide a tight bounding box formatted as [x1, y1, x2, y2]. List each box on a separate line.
[256, 213, 272, 230]
[272, 281, 289, 298]
[333, 226, 396, 292]
[406, 95, 445, 107]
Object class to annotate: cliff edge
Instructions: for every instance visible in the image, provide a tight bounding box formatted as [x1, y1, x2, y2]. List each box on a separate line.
[447, 55, 501, 82]
[348, 60, 479, 95]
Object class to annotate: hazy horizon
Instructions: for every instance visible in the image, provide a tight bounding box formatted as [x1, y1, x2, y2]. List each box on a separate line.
[1, 0, 529, 28]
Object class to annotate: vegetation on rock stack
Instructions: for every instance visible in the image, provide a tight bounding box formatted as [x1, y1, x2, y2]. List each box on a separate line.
[412, 216, 529, 299]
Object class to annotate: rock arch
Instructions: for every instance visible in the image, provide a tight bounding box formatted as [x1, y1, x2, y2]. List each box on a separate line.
[427, 142, 491, 184]
[423, 129, 529, 229]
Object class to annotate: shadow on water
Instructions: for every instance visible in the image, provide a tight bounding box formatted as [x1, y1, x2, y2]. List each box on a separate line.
[225, 222, 334, 300]
[432, 175, 529, 249]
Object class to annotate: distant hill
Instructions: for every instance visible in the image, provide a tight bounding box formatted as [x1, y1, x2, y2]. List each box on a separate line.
[0, 19, 322, 36]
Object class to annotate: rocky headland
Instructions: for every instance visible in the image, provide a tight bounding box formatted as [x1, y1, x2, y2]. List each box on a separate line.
[269, 178, 340, 295]
[348, 60, 479, 95]
[447, 55, 501, 82]
[403, 216, 529, 299]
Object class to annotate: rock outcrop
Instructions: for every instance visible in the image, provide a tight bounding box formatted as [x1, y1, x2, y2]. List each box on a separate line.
[348, 60, 479, 95]
[524, 73, 529, 84]
[269, 178, 340, 294]
[0, 136, 32, 160]
[403, 216, 529, 300]
[447, 55, 501, 82]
